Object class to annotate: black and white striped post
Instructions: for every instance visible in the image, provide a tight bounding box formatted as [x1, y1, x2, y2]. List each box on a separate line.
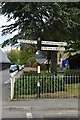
[37, 37, 41, 98]
[37, 80, 40, 99]
[37, 37, 41, 74]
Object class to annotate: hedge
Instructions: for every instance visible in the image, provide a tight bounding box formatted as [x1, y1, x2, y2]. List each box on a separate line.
[14, 72, 65, 98]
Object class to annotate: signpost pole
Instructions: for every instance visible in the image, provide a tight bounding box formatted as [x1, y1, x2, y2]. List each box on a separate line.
[38, 64, 40, 74]
[37, 37, 41, 74]
[37, 37, 41, 99]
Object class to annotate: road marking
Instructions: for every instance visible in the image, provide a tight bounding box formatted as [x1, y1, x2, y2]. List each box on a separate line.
[4, 79, 10, 84]
[26, 113, 33, 118]
[58, 113, 62, 115]
[4, 82, 9, 84]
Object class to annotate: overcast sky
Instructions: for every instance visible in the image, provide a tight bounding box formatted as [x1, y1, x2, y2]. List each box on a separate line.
[0, 15, 18, 51]
[0, 15, 17, 44]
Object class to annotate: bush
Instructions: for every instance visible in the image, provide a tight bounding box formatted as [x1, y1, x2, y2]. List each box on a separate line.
[64, 69, 80, 84]
[26, 57, 36, 67]
[32, 62, 47, 71]
[14, 72, 65, 98]
[32, 61, 38, 68]
[64, 75, 80, 84]
[57, 64, 60, 68]
[65, 69, 80, 75]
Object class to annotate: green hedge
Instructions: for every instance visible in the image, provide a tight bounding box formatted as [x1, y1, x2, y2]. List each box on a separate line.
[32, 62, 47, 71]
[14, 72, 65, 98]
[65, 69, 80, 75]
[65, 69, 80, 84]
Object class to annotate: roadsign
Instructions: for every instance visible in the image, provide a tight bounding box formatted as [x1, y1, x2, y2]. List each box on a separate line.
[35, 50, 47, 64]
[41, 41, 67, 46]
[41, 46, 65, 51]
[17, 39, 37, 44]
[17, 39, 67, 46]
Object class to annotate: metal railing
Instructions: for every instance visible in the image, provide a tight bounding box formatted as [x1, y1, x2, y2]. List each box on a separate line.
[11, 74, 80, 100]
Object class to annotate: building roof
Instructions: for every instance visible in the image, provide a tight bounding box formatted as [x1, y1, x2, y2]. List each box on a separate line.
[0, 48, 10, 63]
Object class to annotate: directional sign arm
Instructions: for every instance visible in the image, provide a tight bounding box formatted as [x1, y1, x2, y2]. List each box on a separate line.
[41, 46, 65, 51]
[17, 39, 67, 46]
[17, 39, 37, 44]
[41, 41, 67, 46]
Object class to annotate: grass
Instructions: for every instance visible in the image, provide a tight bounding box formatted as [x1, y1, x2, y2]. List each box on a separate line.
[13, 71, 80, 100]
[66, 83, 80, 97]
[14, 83, 80, 100]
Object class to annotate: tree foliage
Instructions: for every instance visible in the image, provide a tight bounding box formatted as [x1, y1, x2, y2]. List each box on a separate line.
[1, 2, 80, 51]
[7, 46, 35, 65]
[7, 49, 20, 64]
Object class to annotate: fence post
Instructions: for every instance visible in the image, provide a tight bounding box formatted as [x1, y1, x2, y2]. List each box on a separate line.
[11, 76, 15, 100]
[11, 77, 13, 100]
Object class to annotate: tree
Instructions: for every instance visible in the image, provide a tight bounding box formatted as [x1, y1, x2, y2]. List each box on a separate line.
[7, 46, 35, 65]
[19, 44, 36, 65]
[7, 49, 20, 64]
[1, 2, 80, 73]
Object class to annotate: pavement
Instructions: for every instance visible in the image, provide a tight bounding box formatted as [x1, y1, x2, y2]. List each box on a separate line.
[3, 99, 78, 110]
[1, 69, 80, 118]
[2, 99, 79, 118]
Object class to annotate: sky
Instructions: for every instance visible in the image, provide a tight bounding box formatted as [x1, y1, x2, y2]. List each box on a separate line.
[0, 15, 18, 51]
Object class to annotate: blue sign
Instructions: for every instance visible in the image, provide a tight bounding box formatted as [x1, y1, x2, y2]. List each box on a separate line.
[62, 60, 69, 68]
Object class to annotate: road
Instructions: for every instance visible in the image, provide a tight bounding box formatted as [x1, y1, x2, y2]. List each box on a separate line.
[0, 69, 79, 119]
[2, 99, 78, 118]
[0, 69, 11, 119]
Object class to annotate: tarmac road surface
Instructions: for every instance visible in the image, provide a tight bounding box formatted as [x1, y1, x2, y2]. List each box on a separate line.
[0, 69, 79, 119]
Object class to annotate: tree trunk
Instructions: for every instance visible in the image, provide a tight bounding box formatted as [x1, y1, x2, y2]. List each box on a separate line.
[51, 51, 57, 74]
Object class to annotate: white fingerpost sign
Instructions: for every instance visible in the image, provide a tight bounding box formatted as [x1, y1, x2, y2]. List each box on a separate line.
[17, 39, 67, 47]
[41, 41, 67, 46]
[41, 46, 65, 51]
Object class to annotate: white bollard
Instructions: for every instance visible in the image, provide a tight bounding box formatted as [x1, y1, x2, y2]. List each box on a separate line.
[11, 77, 15, 100]
[11, 77, 13, 100]
[10, 70, 18, 100]
[38, 66, 40, 73]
